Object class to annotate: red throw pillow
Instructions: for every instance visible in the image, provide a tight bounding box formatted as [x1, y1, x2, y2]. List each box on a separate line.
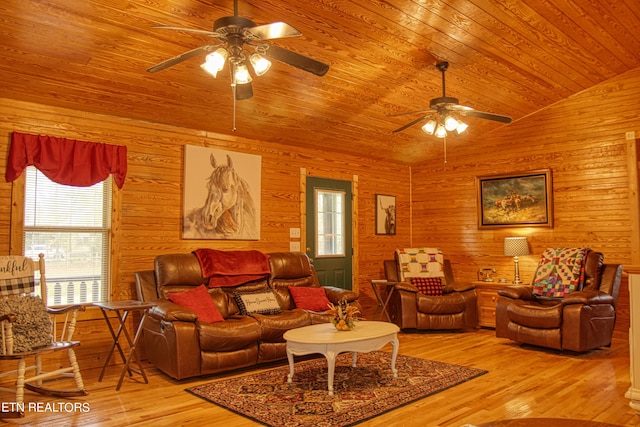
[168, 284, 224, 323]
[410, 277, 444, 296]
[289, 286, 332, 312]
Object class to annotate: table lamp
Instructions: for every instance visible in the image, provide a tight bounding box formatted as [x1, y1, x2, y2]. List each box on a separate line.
[504, 237, 529, 284]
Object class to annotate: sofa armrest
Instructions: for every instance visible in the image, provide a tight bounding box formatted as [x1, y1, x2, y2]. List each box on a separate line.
[149, 299, 198, 322]
[498, 285, 535, 300]
[445, 280, 475, 293]
[323, 286, 358, 304]
[562, 290, 614, 305]
[394, 281, 418, 293]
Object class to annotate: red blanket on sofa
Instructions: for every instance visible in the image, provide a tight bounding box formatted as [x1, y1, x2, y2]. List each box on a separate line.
[193, 248, 271, 287]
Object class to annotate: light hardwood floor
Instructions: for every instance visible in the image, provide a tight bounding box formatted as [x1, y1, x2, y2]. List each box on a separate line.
[1, 329, 638, 426]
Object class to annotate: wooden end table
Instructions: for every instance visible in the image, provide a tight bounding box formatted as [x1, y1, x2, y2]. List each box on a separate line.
[283, 321, 399, 395]
[95, 300, 155, 390]
[473, 281, 509, 328]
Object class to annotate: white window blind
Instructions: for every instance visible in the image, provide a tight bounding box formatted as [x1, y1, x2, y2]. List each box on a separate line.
[23, 166, 111, 305]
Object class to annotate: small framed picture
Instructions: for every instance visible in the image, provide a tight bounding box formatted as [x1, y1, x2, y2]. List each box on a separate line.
[376, 194, 396, 235]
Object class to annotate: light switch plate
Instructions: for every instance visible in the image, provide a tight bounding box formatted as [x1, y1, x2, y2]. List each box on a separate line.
[289, 227, 301, 238]
[289, 241, 301, 252]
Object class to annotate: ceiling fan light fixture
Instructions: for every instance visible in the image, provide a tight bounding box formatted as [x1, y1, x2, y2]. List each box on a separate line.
[422, 119, 437, 135]
[444, 115, 460, 131]
[249, 53, 272, 76]
[201, 48, 228, 77]
[434, 123, 447, 138]
[455, 121, 468, 135]
[233, 62, 253, 85]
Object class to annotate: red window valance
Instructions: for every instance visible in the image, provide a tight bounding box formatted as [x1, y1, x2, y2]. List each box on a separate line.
[5, 132, 127, 188]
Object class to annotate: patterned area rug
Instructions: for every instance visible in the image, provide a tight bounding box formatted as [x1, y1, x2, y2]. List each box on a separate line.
[186, 351, 487, 427]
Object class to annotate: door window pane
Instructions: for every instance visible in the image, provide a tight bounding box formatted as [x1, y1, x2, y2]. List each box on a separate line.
[315, 189, 344, 257]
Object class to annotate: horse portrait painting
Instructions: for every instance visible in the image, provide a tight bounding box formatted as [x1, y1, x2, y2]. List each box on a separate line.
[183, 146, 261, 240]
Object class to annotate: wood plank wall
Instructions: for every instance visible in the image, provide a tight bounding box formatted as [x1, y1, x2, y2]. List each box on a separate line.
[0, 99, 411, 368]
[0, 67, 638, 368]
[411, 67, 640, 339]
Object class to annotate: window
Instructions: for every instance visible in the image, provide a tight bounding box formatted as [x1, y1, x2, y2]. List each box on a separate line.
[315, 189, 345, 257]
[23, 166, 111, 305]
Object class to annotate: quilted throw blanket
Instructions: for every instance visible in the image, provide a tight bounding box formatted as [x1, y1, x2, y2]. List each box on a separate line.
[532, 247, 591, 298]
[193, 249, 271, 288]
[395, 248, 446, 284]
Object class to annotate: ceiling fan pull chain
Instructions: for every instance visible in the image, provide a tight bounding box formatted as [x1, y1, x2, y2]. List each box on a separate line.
[443, 137, 447, 164]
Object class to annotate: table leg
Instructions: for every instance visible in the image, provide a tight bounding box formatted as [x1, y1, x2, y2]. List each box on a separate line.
[286, 348, 295, 383]
[390, 334, 399, 378]
[325, 351, 337, 396]
[351, 352, 358, 367]
[116, 309, 150, 391]
[98, 308, 130, 382]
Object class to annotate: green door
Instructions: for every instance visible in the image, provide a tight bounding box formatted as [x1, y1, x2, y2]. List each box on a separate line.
[305, 177, 353, 290]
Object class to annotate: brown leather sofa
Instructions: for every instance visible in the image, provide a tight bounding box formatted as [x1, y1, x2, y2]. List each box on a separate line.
[383, 258, 478, 330]
[495, 251, 623, 352]
[134, 251, 359, 380]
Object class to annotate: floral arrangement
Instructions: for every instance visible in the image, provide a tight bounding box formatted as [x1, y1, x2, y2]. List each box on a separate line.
[328, 300, 360, 331]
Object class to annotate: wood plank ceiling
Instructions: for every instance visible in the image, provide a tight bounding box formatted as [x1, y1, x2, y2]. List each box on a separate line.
[1, 0, 638, 164]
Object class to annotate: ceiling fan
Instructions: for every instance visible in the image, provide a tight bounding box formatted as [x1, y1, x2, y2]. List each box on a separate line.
[146, 0, 329, 101]
[391, 61, 512, 137]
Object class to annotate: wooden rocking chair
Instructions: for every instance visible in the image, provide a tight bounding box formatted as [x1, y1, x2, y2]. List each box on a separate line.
[0, 254, 87, 417]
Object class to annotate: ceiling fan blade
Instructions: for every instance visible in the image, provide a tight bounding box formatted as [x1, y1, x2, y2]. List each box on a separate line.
[392, 115, 430, 133]
[151, 25, 219, 37]
[248, 22, 302, 40]
[146, 45, 217, 73]
[388, 109, 435, 117]
[457, 109, 512, 123]
[262, 44, 329, 76]
[235, 82, 253, 100]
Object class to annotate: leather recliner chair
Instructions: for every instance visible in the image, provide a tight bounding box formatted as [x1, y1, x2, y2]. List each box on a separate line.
[383, 256, 478, 331]
[495, 250, 623, 352]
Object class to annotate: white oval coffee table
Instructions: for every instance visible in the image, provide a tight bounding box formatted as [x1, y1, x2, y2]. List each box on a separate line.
[283, 321, 400, 395]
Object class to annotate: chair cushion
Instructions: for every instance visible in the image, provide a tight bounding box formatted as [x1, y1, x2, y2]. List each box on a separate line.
[410, 277, 443, 296]
[234, 290, 282, 315]
[0, 295, 52, 352]
[396, 248, 446, 284]
[507, 300, 563, 329]
[416, 292, 465, 314]
[532, 247, 590, 298]
[288, 286, 331, 312]
[167, 284, 224, 323]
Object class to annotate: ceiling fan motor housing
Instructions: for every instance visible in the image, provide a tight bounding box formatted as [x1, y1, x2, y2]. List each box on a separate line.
[430, 96, 459, 110]
[213, 16, 256, 34]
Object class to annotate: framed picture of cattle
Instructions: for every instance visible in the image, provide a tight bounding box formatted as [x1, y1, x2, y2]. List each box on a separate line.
[476, 169, 553, 229]
[376, 194, 396, 235]
[182, 145, 261, 240]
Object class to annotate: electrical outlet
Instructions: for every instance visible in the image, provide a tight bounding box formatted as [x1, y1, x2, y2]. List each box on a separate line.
[626, 131, 636, 140]
[289, 227, 301, 238]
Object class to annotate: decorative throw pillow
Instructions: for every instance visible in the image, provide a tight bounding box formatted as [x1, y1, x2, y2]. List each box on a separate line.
[410, 277, 444, 296]
[288, 286, 331, 312]
[234, 290, 282, 315]
[168, 284, 224, 323]
[0, 295, 52, 352]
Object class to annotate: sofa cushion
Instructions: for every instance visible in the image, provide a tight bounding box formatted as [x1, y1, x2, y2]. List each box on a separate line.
[410, 277, 444, 296]
[198, 316, 261, 352]
[167, 284, 224, 323]
[252, 309, 310, 342]
[234, 290, 282, 315]
[288, 286, 331, 312]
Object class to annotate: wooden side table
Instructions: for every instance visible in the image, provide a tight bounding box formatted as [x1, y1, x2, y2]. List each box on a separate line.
[95, 300, 155, 390]
[370, 279, 396, 322]
[473, 281, 507, 328]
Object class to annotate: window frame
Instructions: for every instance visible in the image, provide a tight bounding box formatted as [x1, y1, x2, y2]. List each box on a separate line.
[9, 168, 119, 307]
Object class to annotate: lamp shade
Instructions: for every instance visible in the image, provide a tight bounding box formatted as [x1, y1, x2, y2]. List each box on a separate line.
[504, 237, 529, 256]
